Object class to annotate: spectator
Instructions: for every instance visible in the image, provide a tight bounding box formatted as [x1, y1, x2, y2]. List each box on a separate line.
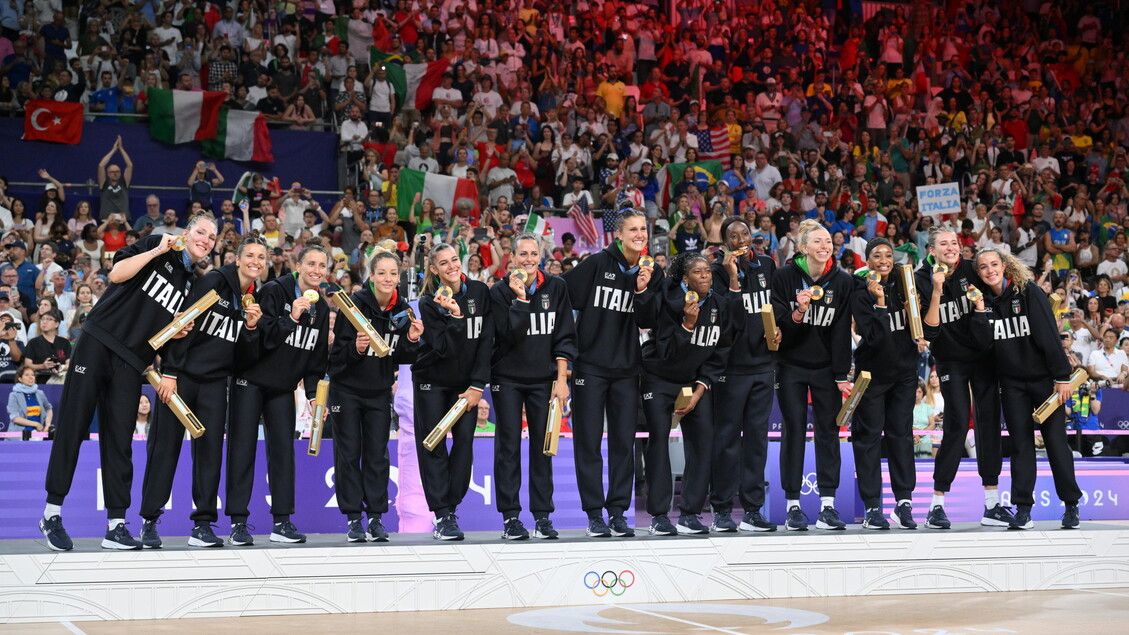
[96, 137, 132, 222]
[23, 309, 69, 385]
[7, 366, 51, 439]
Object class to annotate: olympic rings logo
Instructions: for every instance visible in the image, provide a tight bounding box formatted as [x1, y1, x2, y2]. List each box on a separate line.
[584, 570, 635, 596]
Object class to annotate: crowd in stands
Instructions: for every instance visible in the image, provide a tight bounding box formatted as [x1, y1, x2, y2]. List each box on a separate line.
[1, 1, 1129, 440]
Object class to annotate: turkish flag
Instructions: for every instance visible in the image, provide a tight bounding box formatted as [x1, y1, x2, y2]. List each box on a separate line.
[24, 100, 83, 144]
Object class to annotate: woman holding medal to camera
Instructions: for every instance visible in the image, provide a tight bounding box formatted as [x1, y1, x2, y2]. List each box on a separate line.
[636, 251, 739, 536]
[226, 244, 330, 546]
[709, 217, 780, 533]
[918, 229, 1008, 530]
[139, 237, 268, 548]
[489, 232, 576, 540]
[413, 243, 493, 541]
[327, 250, 423, 543]
[973, 247, 1082, 530]
[39, 215, 217, 552]
[850, 238, 921, 531]
[770, 219, 855, 531]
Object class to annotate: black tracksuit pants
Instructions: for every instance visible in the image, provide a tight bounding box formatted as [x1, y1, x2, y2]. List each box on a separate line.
[777, 362, 842, 501]
[328, 386, 393, 521]
[45, 336, 142, 518]
[710, 370, 774, 512]
[999, 376, 1082, 507]
[852, 374, 917, 509]
[640, 373, 713, 516]
[571, 370, 638, 518]
[932, 359, 1002, 493]
[140, 375, 229, 523]
[492, 379, 554, 520]
[226, 379, 297, 524]
[413, 383, 476, 518]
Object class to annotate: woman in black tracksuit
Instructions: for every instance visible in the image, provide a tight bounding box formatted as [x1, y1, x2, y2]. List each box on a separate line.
[973, 247, 1082, 530]
[489, 232, 576, 541]
[562, 208, 664, 538]
[40, 216, 217, 552]
[850, 238, 921, 531]
[770, 219, 854, 531]
[709, 217, 779, 533]
[328, 251, 423, 543]
[139, 237, 267, 548]
[413, 242, 493, 541]
[637, 251, 738, 536]
[918, 228, 1006, 530]
[227, 244, 330, 546]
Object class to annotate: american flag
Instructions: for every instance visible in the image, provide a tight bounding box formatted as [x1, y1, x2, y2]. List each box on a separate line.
[694, 126, 732, 171]
[601, 208, 619, 247]
[567, 196, 600, 248]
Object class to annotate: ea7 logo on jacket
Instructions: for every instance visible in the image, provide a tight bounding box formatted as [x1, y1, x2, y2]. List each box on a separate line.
[604, 272, 617, 281]
[74, 366, 86, 374]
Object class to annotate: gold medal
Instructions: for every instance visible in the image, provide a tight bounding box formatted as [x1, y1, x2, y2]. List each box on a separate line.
[639, 255, 655, 268]
[731, 247, 749, 257]
[513, 268, 529, 284]
[685, 290, 699, 303]
[241, 294, 255, 308]
[933, 262, 950, 275]
[170, 235, 187, 251]
[966, 287, 983, 303]
[437, 285, 454, 299]
[867, 271, 881, 283]
[407, 306, 416, 322]
[809, 285, 825, 301]
[303, 289, 320, 303]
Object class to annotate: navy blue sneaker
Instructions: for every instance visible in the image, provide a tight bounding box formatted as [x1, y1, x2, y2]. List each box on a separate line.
[368, 517, 389, 542]
[1009, 506, 1034, 530]
[862, 507, 890, 530]
[816, 506, 847, 530]
[785, 505, 809, 531]
[982, 503, 1017, 527]
[140, 519, 162, 548]
[739, 510, 777, 532]
[676, 514, 709, 534]
[102, 522, 142, 550]
[890, 502, 918, 530]
[609, 515, 635, 537]
[711, 509, 738, 532]
[230, 522, 255, 546]
[502, 517, 530, 540]
[39, 515, 73, 551]
[270, 521, 306, 543]
[925, 505, 951, 530]
[189, 523, 224, 548]
[585, 516, 611, 538]
[346, 519, 367, 543]
[433, 514, 464, 541]
[533, 518, 559, 539]
[1062, 504, 1079, 530]
[649, 514, 676, 536]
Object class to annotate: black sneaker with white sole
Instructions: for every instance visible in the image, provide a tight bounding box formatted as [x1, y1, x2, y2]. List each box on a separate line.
[533, 518, 559, 539]
[189, 523, 224, 548]
[711, 509, 738, 532]
[676, 514, 709, 534]
[609, 515, 635, 537]
[39, 515, 73, 551]
[140, 519, 162, 548]
[982, 503, 1017, 527]
[346, 518, 367, 543]
[1009, 505, 1034, 530]
[230, 522, 255, 546]
[102, 522, 142, 550]
[862, 507, 890, 530]
[270, 520, 307, 543]
[368, 517, 390, 542]
[890, 502, 918, 529]
[433, 514, 464, 541]
[924, 505, 951, 529]
[739, 510, 777, 532]
[502, 517, 530, 540]
[1062, 504, 1080, 529]
[785, 505, 809, 531]
[586, 516, 612, 538]
[649, 514, 676, 536]
[816, 506, 847, 530]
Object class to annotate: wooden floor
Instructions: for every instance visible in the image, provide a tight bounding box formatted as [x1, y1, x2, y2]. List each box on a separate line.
[5, 587, 1127, 634]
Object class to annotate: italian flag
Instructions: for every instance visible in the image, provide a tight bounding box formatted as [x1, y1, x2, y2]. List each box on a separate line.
[370, 48, 450, 111]
[524, 211, 549, 236]
[147, 88, 226, 144]
[201, 109, 274, 163]
[396, 169, 479, 220]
